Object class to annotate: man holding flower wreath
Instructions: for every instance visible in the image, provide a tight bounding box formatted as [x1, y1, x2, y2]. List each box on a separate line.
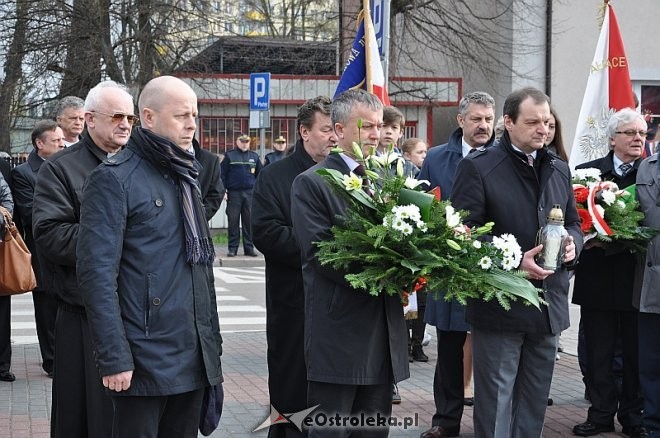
[451, 87, 581, 437]
[291, 89, 410, 437]
[571, 108, 647, 437]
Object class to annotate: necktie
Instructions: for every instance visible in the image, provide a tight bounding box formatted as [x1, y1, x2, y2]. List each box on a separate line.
[619, 163, 632, 177]
[353, 164, 372, 195]
[526, 154, 534, 167]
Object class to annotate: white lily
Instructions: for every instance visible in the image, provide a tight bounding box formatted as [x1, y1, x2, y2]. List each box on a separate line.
[404, 177, 430, 189]
[445, 205, 461, 228]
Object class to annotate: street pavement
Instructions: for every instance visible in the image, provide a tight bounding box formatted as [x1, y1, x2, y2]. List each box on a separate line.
[1, 253, 630, 437]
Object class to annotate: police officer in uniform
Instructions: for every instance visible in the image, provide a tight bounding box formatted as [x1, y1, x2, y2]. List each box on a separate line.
[265, 135, 287, 166]
[220, 133, 262, 257]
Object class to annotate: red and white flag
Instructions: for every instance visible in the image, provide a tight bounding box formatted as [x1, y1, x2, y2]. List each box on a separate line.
[568, 1, 635, 169]
[334, 0, 390, 105]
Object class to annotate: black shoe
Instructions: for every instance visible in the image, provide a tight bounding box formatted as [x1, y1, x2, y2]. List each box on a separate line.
[412, 347, 429, 362]
[244, 249, 258, 257]
[408, 350, 414, 363]
[47, 371, 54, 379]
[622, 425, 649, 438]
[420, 425, 459, 438]
[572, 421, 615, 436]
[227, 250, 237, 257]
[392, 384, 401, 404]
[0, 371, 16, 382]
[463, 397, 474, 406]
[547, 397, 554, 406]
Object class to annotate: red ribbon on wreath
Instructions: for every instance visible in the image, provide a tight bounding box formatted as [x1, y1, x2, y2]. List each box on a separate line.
[587, 182, 614, 236]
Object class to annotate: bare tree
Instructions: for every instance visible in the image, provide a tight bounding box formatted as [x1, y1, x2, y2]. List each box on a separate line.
[0, 0, 29, 152]
[387, 0, 547, 89]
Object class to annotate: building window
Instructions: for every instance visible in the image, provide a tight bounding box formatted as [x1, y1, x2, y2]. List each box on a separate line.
[199, 117, 297, 155]
[403, 122, 418, 139]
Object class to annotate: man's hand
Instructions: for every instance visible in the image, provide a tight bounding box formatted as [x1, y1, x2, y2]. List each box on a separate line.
[563, 235, 576, 263]
[102, 370, 133, 392]
[521, 244, 555, 281]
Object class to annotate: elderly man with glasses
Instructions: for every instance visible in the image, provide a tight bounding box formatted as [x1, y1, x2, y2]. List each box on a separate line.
[220, 133, 263, 257]
[33, 80, 136, 438]
[571, 107, 648, 437]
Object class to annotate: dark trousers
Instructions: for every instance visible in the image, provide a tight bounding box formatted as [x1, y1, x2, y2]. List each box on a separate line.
[639, 312, 660, 434]
[111, 388, 205, 438]
[226, 189, 254, 252]
[407, 291, 427, 350]
[32, 290, 57, 373]
[581, 307, 643, 428]
[307, 381, 392, 437]
[267, 309, 307, 438]
[0, 295, 10, 372]
[51, 305, 113, 438]
[431, 329, 467, 433]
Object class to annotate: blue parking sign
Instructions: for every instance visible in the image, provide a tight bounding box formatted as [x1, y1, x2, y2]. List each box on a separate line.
[250, 73, 270, 111]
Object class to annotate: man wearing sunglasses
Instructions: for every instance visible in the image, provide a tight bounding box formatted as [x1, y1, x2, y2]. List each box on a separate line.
[220, 133, 263, 257]
[33, 80, 136, 438]
[572, 108, 647, 437]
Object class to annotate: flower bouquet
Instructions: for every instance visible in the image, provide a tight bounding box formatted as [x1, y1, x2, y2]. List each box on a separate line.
[572, 168, 657, 251]
[314, 143, 542, 310]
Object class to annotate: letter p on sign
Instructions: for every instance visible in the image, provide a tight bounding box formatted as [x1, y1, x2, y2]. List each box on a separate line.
[250, 73, 270, 111]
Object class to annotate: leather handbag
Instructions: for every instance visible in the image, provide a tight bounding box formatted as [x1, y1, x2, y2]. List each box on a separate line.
[0, 206, 37, 295]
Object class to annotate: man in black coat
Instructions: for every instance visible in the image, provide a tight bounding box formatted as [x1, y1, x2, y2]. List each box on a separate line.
[571, 108, 647, 438]
[32, 80, 135, 438]
[451, 87, 582, 437]
[193, 139, 225, 220]
[291, 89, 410, 437]
[11, 120, 65, 378]
[252, 96, 336, 437]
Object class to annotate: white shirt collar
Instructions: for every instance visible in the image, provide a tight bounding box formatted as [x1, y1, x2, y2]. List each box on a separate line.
[612, 153, 632, 175]
[461, 137, 476, 158]
[339, 153, 361, 172]
[511, 144, 537, 159]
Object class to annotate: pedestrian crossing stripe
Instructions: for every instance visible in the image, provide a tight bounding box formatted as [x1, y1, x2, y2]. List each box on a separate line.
[10, 266, 268, 344]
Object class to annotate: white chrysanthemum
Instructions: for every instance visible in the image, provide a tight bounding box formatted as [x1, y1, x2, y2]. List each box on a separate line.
[391, 218, 406, 232]
[416, 221, 428, 232]
[383, 216, 390, 227]
[472, 240, 482, 249]
[479, 256, 492, 270]
[601, 190, 616, 206]
[400, 223, 413, 236]
[616, 200, 626, 209]
[501, 256, 517, 271]
[493, 234, 522, 266]
[445, 205, 461, 228]
[574, 168, 602, 182]
[393, 205, 421, 223]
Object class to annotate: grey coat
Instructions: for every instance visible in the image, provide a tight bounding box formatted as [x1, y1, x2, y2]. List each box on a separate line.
[635, 153, 660, 313]
[291, 153, 410, 385]
[0, 173, 12, 215]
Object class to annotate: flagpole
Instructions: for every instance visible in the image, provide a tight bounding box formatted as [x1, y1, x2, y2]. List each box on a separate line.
[382, 0, 391, 85]
[364, 0, 374, 94]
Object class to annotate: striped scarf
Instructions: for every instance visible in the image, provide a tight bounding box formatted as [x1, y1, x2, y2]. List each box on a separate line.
[134, 127, 215, 265]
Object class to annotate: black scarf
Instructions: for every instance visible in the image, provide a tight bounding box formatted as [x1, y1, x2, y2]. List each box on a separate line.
[134, 127, 215, 265]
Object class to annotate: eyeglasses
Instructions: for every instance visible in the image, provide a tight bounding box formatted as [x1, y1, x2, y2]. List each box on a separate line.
[615, 130, 648, 138]
[93, 111, 139, 126]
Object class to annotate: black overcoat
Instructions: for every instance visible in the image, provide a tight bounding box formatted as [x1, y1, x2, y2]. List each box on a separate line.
[572, 151, 641, 310]
[291, 153, 410, 385]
